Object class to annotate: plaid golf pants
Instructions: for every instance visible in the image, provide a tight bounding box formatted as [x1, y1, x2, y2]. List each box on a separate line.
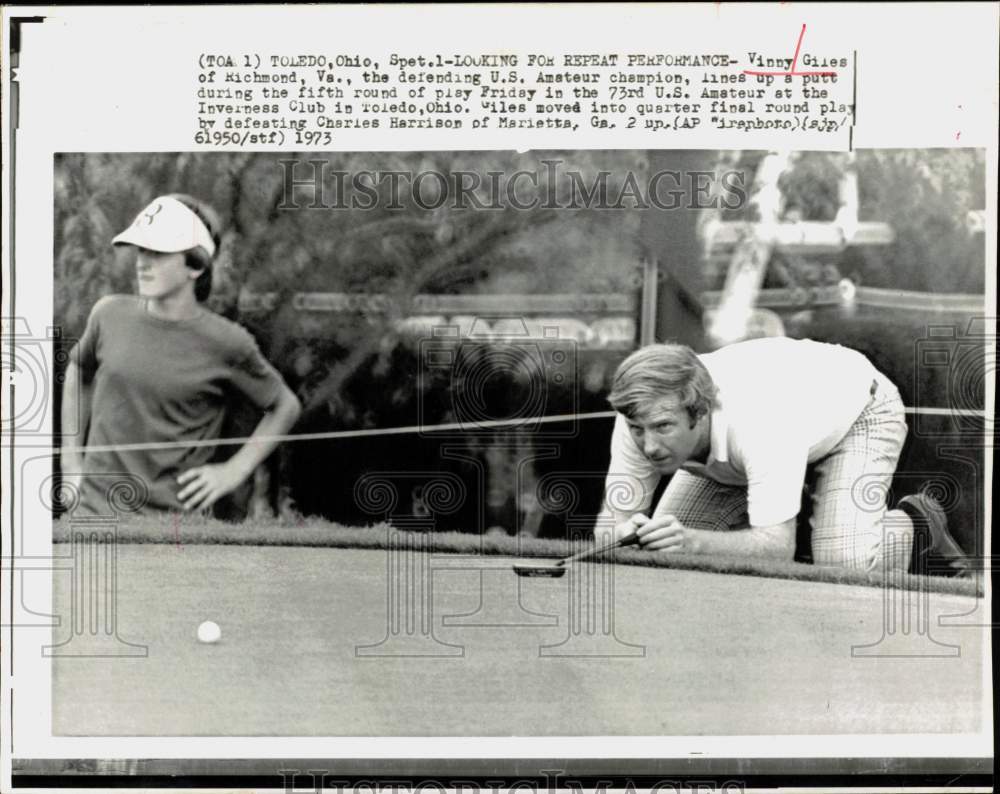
[651, 373, 912, 571]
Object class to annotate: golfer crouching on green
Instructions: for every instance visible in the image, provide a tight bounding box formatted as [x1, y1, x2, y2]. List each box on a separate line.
[598, 339, 969, 575]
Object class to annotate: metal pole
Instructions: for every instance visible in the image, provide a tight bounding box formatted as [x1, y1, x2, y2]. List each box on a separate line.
[639, 258, 659, 346]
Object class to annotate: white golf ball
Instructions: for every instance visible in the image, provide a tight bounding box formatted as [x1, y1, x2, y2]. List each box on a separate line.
[197, 620, 221, 644]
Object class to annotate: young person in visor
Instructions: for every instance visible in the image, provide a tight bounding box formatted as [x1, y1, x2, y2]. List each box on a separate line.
[61, 195, 301, 516]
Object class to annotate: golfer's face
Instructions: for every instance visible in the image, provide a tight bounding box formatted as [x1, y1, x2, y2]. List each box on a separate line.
[135, 248, 195, 298]
[626, 397, 702, 474]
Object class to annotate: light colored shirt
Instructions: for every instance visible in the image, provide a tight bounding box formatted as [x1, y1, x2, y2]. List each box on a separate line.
[605, 337, 881, 527]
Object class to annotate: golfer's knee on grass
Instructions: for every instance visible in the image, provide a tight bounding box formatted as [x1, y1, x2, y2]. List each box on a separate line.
[811, 509, 914, 571]
[812, 536, 881, 570]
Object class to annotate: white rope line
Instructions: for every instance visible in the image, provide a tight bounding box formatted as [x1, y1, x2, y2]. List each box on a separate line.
[57, 405, 990, 455]
[60, 411, 617, 454]
[909, 406, 989, 417]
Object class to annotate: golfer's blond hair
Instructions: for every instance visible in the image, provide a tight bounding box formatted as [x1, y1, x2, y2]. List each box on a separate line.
[608, 343, 717, 426]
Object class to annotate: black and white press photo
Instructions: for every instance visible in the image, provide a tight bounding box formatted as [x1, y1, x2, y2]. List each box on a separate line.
[1, 5, 995, 793]
[42, 148, 989, 738]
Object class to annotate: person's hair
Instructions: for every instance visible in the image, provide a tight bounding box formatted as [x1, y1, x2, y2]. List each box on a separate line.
[607, 343, 717, 427]
[167, 193, 221, 303]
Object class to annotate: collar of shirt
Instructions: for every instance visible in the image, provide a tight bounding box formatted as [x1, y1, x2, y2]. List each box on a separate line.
[707, 397, 730, 465]
[682, 389, 729, 473]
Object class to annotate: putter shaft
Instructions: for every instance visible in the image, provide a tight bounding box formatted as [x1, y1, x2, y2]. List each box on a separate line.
[556, 529, 641, 567]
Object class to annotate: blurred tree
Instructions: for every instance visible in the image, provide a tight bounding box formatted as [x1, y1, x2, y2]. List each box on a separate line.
[854, 149, 985, 293]
[699, 149, 986, 293]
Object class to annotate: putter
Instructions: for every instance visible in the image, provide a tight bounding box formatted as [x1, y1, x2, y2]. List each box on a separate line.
[512, 529, 642, 577]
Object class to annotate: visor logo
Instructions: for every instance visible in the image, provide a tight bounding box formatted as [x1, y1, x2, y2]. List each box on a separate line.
[142, 203, 163, 226]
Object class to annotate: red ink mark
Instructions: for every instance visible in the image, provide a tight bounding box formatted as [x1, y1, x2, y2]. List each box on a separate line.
[743, 24, 839, 78]
[956, 132, 962, 141]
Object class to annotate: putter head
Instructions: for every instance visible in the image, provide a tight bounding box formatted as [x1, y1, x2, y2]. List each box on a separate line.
[512, 562, 567, 578]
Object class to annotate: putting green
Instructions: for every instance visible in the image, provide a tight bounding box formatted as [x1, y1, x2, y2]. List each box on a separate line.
[52, 544, 985, 736]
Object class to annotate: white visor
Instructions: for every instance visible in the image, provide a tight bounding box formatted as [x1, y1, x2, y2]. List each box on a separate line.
[112, 196, 216, 257]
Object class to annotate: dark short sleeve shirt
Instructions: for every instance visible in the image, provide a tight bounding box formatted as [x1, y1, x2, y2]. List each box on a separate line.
[70, 295, 284, 516]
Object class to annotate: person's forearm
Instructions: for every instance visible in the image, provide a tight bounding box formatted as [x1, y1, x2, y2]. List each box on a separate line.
[60, 360, 91, 465]
[687, 520, 797, 560]
[225, 389, 302, 483]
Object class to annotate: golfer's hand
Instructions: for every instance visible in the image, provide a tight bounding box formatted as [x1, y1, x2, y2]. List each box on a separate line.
[613, 513, 650, 543]
[636, 514, 690, 552]
[177, 463, 243, 512]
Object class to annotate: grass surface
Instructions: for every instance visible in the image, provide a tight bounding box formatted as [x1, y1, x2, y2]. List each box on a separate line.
[53, 512, 983, 598]
[52, 544, 986, 736]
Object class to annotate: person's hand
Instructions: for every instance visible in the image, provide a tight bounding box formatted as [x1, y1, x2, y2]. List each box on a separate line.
[613, 513, 650, 543]
[177, 462, 245, 512]
[635, 513, 691, 553]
